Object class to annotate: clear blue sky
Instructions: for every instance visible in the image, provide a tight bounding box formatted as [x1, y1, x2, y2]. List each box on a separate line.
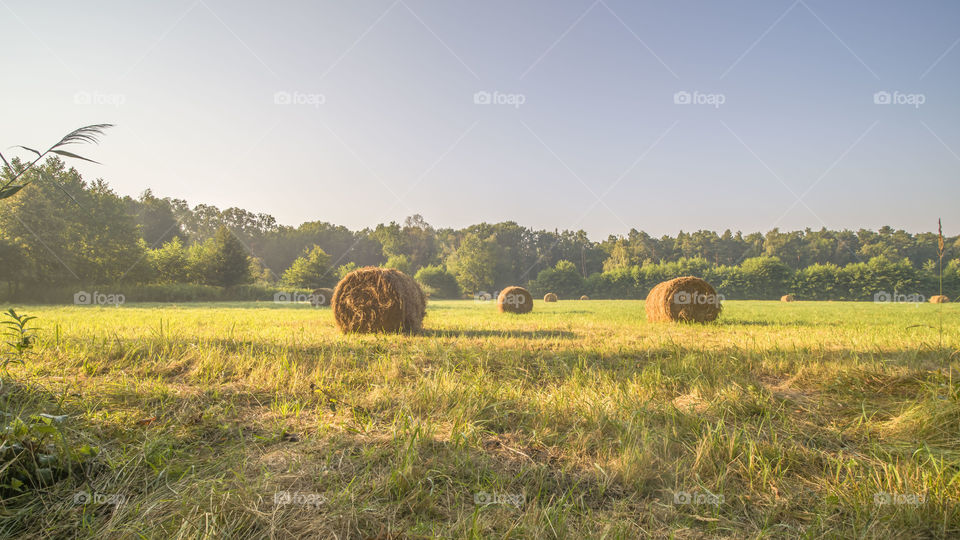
[2, 0, 958, 237]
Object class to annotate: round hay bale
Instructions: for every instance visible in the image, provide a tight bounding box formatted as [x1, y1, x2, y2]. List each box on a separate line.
[332, 267, 426, 333]
[580, 295, 590, 300]
[781, 294, 795, 302]
[930, 295, 950, 304]
[645, 276, 722, 323]
[310, 287, 334, 307]
[543, 292, 558, 303]
[497, 286, 533, 314]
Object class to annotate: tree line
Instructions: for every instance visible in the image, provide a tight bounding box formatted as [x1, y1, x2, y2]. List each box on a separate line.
[1, 158, 957, 302]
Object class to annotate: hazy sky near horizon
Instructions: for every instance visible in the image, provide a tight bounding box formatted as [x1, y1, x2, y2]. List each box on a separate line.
[2, 0, 958, 237]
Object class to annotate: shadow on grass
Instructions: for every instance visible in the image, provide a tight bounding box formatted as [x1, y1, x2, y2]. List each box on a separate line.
[88, 302, 334, 310]
[422, 328, 577, 339]
[714, 319, 840, 327]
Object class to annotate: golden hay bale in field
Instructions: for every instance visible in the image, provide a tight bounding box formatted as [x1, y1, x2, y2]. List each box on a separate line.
[332, 267, 426, 333]
[580, 295, 590, 300]
[310, 288, 334, 307]
[930, 295, 950, 304]
[781, 294, 795, 302]
[544, 292, 558, 303]
[645, 276, 722, 323]
[497, 286, 533, 314]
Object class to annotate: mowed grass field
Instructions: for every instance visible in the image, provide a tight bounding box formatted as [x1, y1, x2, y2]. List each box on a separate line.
[2, 299, 959, 538]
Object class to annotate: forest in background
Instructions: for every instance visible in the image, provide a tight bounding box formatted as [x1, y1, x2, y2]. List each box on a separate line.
[2, 158, 958, 302]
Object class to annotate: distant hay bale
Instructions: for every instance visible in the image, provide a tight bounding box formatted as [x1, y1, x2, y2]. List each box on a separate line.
[310, 288, 334, 307]
[930, 295, 950, 304]
[544, 292, 558, 303]
[645, 276, 722, 323]
[781, 294, 795, 302]
[497, 286, 533, 314]
[332, 267, 426, 333]
[580, 295, 590, 300]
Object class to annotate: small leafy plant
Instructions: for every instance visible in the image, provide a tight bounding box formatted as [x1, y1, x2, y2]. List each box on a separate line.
[1, 414, 67, 494]
[2, 308, 36, 372]
[0, 310, 98, 497]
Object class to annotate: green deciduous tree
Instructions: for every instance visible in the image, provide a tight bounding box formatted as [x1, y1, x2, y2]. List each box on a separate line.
[281, 246, 333, 288]
[529, 260, 585, 297]
[792, 263, 843, 300]
[446, 233, 496, 294]
[0, 158, 149, 287]
[128, 189, 182, 247]
[414, 265, 461, 298]
[188, 227, 251, 287]
[152, 238, 189, 283]
[383, 254, 412, 274]
[739, 256, 793, 299]
[336, 262, 359, 280]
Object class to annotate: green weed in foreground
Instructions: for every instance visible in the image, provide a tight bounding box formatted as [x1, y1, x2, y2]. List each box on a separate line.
[0, 300, 958, 538]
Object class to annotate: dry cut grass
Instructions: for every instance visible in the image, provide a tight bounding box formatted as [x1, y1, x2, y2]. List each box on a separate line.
[1, 299, 958, 538]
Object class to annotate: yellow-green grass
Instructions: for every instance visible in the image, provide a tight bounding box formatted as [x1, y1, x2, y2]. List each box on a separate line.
[2, 300, 959, 538]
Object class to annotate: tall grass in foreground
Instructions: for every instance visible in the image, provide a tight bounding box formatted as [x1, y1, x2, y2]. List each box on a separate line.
[0, 300, 958, 538]
[938, 219, 951, 396]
